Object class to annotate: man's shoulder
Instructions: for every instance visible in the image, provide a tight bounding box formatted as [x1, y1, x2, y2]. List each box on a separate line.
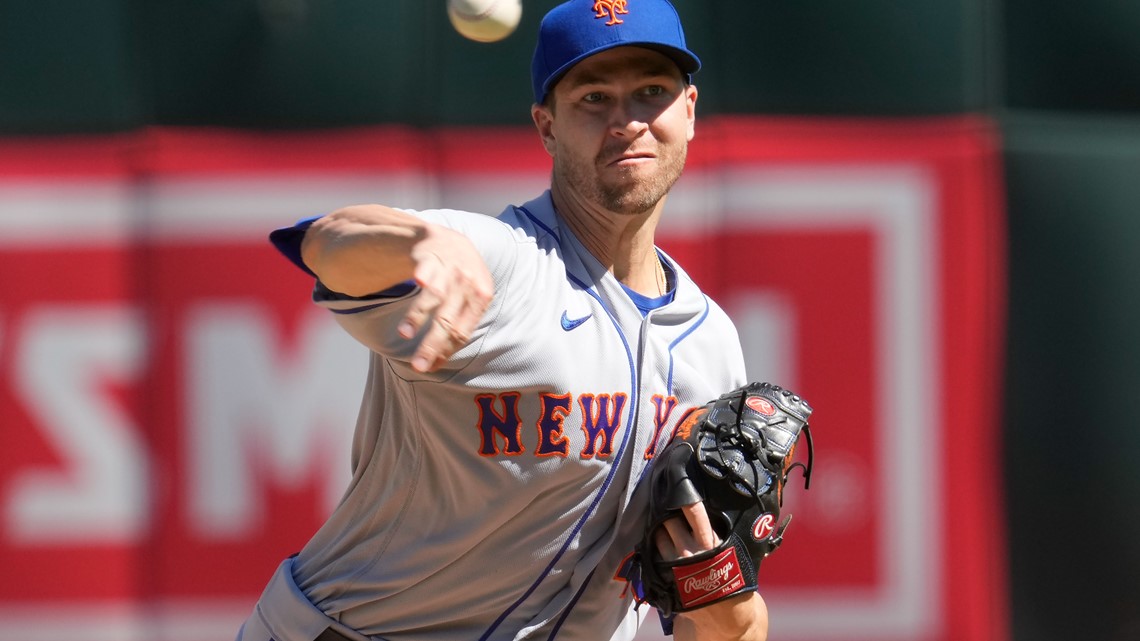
[489, 191, 563, 247]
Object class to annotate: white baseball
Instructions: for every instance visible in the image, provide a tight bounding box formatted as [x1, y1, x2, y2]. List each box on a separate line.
[447, 0, 522, 43]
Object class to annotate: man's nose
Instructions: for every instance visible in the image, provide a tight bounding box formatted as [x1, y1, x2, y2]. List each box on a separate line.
[609, 100, 650, 138]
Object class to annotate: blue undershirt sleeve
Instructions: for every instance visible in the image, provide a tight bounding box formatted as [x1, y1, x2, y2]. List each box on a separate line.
[268, 214, 417, 299]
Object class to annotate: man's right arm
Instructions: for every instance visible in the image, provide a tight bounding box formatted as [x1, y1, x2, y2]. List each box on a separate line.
[301, 204, 494, 373]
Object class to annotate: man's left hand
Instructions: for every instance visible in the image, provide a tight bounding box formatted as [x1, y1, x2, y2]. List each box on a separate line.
[656, 504, 769, 641]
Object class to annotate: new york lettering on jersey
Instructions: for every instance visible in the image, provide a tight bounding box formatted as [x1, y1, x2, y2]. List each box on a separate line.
[474, 391, 683, 460]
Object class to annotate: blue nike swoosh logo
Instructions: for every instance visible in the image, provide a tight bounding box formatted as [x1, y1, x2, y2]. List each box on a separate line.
[560, 311, 592, 331]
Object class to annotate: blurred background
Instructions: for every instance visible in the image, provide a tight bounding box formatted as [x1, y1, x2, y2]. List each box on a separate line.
[1, 0, 1139, 640]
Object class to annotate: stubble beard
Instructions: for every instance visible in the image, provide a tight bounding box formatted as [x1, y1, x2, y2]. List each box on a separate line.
[557, 142, 688, 216]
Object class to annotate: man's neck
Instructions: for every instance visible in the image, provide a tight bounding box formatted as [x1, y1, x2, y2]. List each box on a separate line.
[550, 183, 667, 297]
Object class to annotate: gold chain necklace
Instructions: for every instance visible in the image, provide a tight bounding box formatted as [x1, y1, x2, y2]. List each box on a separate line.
[655, 255, 667, 296]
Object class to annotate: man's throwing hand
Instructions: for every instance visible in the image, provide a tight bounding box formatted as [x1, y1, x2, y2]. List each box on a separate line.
[302, 205, 494, 373]
[401, 226, 494, 372]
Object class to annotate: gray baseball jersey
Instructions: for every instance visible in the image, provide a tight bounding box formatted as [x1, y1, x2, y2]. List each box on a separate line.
[249, 190, 746, 641]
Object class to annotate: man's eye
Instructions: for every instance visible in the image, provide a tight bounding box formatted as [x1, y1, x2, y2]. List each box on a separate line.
[645, 84, 678, 99]
[583, 92, 605, 103]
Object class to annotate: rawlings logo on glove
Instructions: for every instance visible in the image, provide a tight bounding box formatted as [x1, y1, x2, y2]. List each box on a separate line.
[634, 382, 815, 616]
[674, 547, 746, 607]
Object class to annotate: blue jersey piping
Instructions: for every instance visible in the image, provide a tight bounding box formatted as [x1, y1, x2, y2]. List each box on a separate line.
[546, 569, 597, 640]
[479, 209, 640, 641]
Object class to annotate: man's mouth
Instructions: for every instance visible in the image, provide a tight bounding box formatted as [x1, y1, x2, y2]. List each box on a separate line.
[605, 152, 655, 167]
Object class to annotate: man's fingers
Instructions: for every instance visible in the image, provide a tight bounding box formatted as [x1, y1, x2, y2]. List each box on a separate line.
[655, 503, 722, 562]
[403, 233, 494, 373]
[412, 312, 470, 372]
[400, 288, 441, 340]
[453, 276, 494, 336]
[407, 276, 492, 373]
[681, 501, 719, 550]
[654, 527, 677, 560]
[661, 517, 696, 558]
[402, 252, 446, 340]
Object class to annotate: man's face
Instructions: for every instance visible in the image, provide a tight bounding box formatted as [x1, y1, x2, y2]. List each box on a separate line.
[533, 46, 698, 216]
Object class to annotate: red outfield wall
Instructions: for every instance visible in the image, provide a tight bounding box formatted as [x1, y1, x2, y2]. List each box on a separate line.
[0, 117, 1007, 641]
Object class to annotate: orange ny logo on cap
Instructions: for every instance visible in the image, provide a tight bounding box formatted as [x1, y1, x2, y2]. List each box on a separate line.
[594, 0, 629, 26]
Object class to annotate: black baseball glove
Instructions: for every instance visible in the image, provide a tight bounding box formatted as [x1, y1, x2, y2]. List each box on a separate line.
[634, 382, 814, 616]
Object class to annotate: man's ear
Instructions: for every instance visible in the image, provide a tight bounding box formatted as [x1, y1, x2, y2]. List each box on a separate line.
[531, 103, 556, 157]
[686, 84, 698, 142]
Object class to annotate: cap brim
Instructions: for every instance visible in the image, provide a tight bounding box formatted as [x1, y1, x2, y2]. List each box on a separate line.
[540, 42, 701, 103]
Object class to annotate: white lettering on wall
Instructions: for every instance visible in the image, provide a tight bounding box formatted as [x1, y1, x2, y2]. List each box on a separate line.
[6, 306, 149, 543]
[185, 305, 363, 538]
[730, 291, 797, 389]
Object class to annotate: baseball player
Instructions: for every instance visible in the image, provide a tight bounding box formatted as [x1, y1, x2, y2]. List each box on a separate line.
[237, 1, 768, 640]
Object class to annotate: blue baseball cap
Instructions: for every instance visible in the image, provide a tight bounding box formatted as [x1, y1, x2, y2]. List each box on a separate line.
[531, 0, 701, 104]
